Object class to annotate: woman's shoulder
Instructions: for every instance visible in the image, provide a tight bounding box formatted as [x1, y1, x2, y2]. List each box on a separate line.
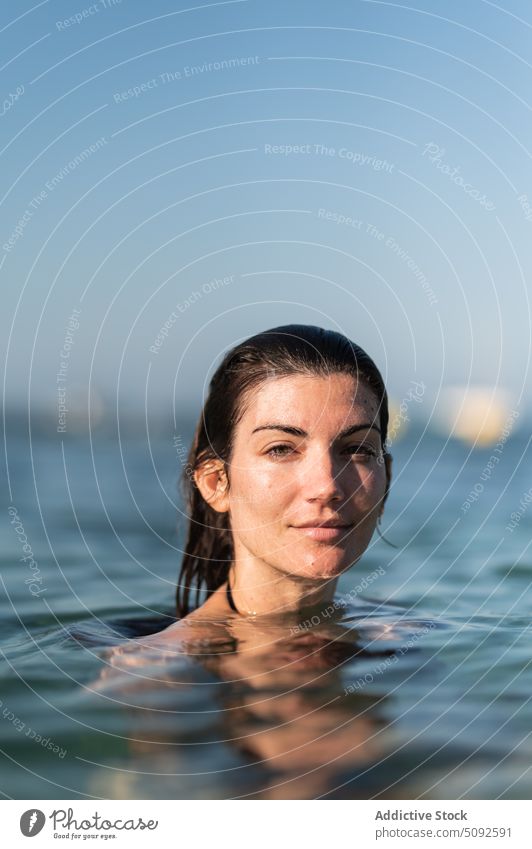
[132, 589, 234, 651]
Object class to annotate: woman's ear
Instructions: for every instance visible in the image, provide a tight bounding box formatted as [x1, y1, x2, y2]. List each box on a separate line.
[194, 459, 230, 513]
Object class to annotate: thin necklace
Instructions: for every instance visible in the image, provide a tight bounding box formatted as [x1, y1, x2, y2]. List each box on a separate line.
[226, 579, 257, 617]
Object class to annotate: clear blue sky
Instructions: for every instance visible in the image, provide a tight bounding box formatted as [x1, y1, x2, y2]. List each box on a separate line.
[2, 0, 531, 422]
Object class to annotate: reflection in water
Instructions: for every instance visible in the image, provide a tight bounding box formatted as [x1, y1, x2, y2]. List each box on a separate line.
[207, 631, 391, 799]
[88, 612, 424, 799]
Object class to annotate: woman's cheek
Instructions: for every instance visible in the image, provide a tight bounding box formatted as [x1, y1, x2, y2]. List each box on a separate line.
[229, 463, 286, 516]
[356, 466, 386, 501]
[254, 463, 294, 500]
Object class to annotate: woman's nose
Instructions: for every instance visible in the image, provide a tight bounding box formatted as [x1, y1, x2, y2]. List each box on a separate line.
[303, 449, 346, 503]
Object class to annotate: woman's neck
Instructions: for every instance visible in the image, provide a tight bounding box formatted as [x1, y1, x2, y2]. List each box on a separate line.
[227, 555, 338, 618]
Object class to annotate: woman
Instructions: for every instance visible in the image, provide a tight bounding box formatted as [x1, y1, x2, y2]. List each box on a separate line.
[94, 325, 396, 796]
[101, 324, 392, 660]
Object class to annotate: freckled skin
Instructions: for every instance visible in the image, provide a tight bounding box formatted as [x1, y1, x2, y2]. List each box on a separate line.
[225, 373, 389, 584]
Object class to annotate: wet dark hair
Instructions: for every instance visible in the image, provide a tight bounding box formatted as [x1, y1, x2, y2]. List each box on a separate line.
[176, 325, 391, 617]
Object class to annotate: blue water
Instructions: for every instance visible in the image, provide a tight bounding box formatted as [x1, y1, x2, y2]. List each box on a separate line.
[1, 420, 531, 799]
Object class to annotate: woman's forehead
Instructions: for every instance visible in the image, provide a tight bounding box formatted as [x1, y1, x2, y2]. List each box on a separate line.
[240, 373, 380, 429]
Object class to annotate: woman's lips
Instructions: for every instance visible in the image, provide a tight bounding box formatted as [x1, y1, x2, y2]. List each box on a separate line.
[291, 524, 353, 542]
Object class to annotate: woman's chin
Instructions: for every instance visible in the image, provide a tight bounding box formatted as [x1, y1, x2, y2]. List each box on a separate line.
[293, 552, 353, 581]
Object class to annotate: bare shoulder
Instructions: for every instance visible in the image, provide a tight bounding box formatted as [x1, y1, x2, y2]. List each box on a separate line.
[129, 585, 234, 653]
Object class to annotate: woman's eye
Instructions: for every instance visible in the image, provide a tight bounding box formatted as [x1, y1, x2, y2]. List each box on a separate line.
[264, 443, 379, 460]
[345, 444, 377, 459]
[266, 444, 294, 458]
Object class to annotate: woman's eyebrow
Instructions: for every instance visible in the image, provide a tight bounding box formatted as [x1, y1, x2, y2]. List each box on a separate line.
[252, 424, 306, 436]
[339, 423, 381, 438]
[251, 423, 381, 437]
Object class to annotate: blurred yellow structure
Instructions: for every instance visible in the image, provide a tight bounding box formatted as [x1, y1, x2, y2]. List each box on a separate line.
[433, 386, 512, 447]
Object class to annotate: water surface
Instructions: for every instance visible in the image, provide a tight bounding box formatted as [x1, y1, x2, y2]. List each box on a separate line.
[1, 424, 531, 799]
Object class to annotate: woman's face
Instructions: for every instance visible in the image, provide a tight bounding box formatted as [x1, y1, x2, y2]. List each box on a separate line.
[223, 372, 390, 581]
